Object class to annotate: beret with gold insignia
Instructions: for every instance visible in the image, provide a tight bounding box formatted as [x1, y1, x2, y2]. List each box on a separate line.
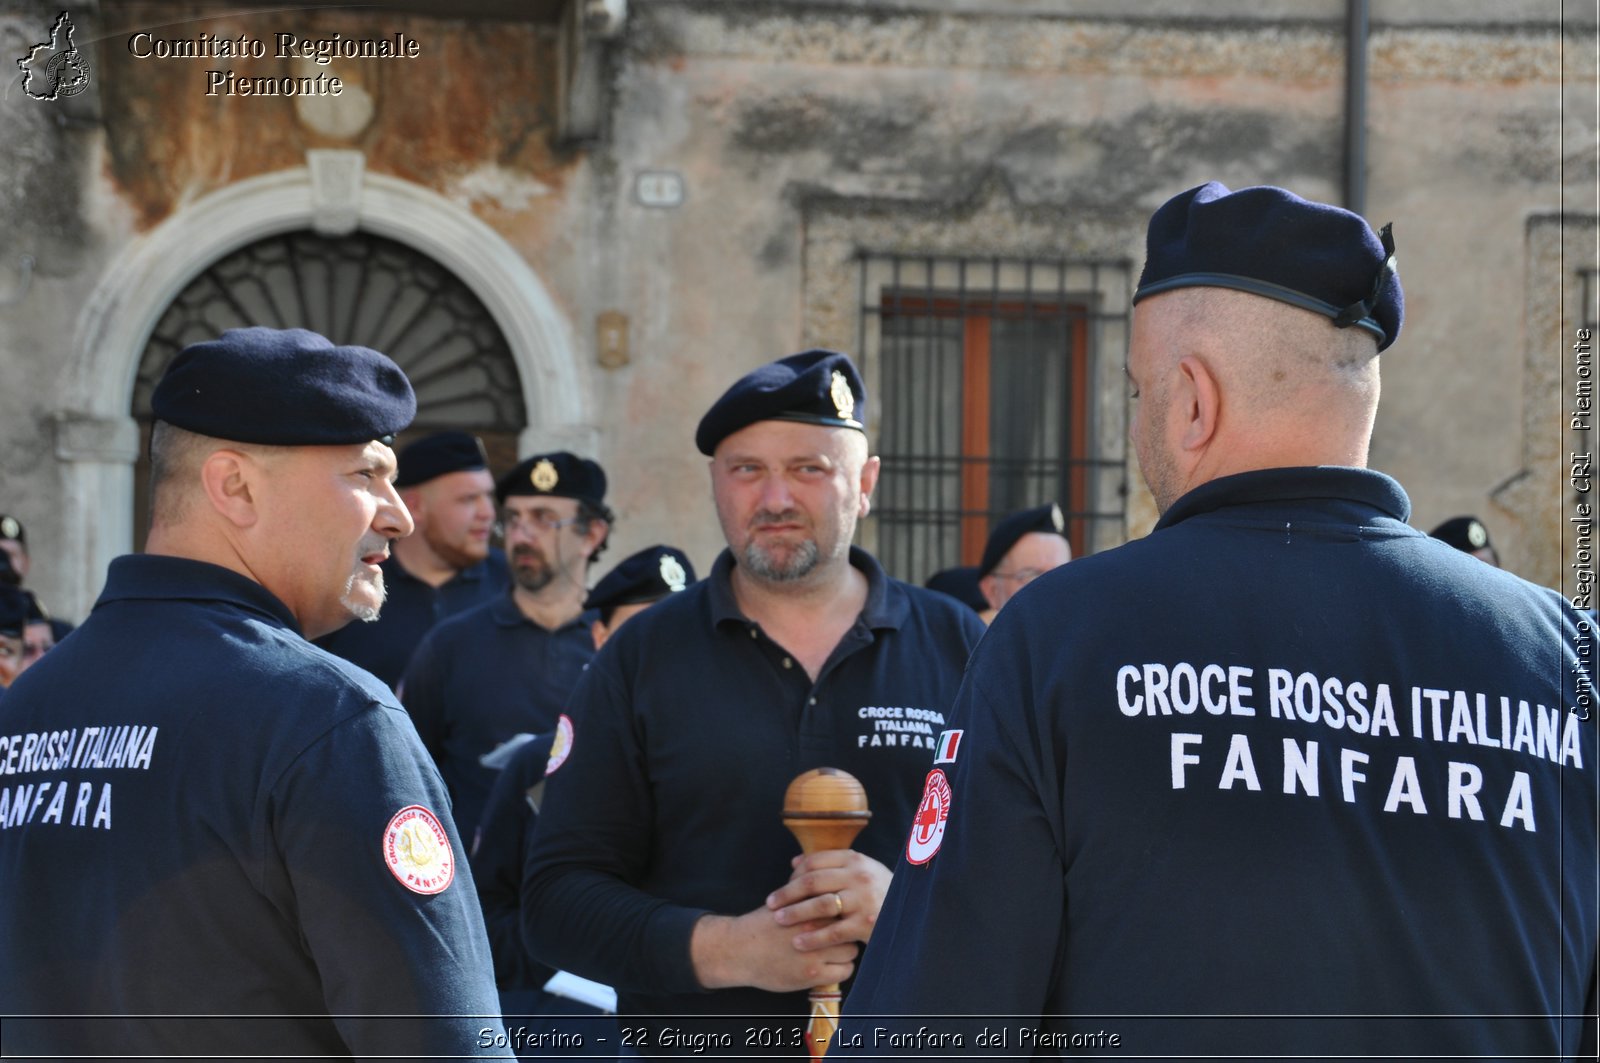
[1429, 515, 1495, 555]
[495, 451, 608, 507]
[695, 349, 867, 456]
[979, 502, 1068, 578]
[584, 545, 697, 615]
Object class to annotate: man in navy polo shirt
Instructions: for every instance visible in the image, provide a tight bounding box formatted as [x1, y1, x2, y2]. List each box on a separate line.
[318, 430, 509, 688]
[400, 450, 611, 847]
[836, 183, 1598, 1059]
[521, 350, 986, 1057]
[0, 327, 509, 1058]
[473, 544, 698, 1057]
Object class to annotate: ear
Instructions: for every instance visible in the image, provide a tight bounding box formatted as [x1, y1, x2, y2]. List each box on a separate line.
[1174, 355, 1220, 454]
[400, 487, 425, 527]
[580, 517, 610, 560]
[198, 449, 263, 529]
[857, 454, 882, 518]
[978, 573, 1001, 611]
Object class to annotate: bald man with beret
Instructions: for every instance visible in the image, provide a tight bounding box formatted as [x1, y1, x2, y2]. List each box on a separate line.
[838, 183, 1597, 1059]
[0, 327, 509, 1058]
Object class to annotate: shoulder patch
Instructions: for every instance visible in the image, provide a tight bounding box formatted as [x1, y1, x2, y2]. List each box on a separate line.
[933, 729, 963, 765]
[906, 768, 952, 865]
[382, 805, 455, 895]
[546, 714, 575, 775]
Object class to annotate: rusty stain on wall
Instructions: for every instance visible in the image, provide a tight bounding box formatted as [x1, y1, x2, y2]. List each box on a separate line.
[97, 5, 575, 230]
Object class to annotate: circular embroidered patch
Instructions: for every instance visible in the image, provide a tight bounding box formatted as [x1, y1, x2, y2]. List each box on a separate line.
[546, 714, 575, 775]
[906, 768, 952, 865]
[382, 805, 455, 895]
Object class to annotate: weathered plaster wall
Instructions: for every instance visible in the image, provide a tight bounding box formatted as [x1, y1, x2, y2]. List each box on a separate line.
[590, 1, 1594, 584]
[0, 0, 1593, 619]
[1, 1, 596, 618]
[1, 2, 120, 622]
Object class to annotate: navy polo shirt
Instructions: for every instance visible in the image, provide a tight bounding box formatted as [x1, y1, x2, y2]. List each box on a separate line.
[838, 467, 1598, 1059]
[316, 548, 509, 689]
[521, 547, 985, 1055]
[0, 555, 508, 1058]
[400, 593, 595, 844]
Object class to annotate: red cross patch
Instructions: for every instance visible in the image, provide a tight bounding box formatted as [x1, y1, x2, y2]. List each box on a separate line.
[906, 768, 952, 865]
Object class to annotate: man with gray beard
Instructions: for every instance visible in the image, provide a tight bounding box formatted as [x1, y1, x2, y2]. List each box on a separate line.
[0, 327, 508, 1058]
[521, 350, 985, 1057]
[400, 451, 611, 848]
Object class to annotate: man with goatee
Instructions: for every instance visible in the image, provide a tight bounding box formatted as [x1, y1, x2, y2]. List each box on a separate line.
[317, 430, 508, 688]
[522, 351, 984, 1056]
[401, 451, 611, 846]
[0, 327, 507, 1058]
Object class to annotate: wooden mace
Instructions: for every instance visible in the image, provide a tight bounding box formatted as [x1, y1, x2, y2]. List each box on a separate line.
[782, 767, 872, 1061]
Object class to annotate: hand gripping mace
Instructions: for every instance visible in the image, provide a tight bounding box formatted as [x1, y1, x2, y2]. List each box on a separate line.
[782, 767, 872, 1061]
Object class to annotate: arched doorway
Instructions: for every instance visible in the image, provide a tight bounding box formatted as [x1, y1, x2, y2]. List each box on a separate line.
[61, 158, 592, 619]
[129, 230, 528, 549]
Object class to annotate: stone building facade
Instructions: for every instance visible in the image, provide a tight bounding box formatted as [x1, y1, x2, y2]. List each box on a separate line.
[0, 0, 1594, 621]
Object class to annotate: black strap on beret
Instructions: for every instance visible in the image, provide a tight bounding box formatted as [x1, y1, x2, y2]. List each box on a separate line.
[1332, 223, 1396, 335]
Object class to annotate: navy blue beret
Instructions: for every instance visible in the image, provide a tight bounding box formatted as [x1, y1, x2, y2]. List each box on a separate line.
[496, 451, 607, 507]
[695, 349, 866, 456]
[0, 585, 27, 637]
[1429, 515, 1495, 554]
[21, 590, 47, 623]
[394, 431, 488, 489]
[0, 514, 24, 544]
[151, 327, 416, 445]
[584, 545, 697, 614]
[924, 565, 987, 613]
[1134, 182, 1403, 352]
[979, 502, 1067, 578]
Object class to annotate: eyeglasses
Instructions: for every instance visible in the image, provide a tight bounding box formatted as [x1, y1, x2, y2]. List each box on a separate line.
[497, 510, 582, 536]
[990, 568, 1049, 586]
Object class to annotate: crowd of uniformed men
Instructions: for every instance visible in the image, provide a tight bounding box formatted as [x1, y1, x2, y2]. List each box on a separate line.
[0, 181, 1592, 1062]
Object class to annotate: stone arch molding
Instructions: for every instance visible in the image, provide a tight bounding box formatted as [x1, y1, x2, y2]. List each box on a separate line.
[59, 152, 592, 616]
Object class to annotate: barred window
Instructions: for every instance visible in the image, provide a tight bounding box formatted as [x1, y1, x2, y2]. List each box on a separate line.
[857, 254, 1131, 585]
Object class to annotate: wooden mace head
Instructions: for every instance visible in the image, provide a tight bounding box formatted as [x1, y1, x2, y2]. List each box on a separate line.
[784, 767, 871, 854]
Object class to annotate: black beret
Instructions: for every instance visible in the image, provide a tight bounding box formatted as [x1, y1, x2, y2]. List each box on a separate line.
[21, 590, 47, 623]
[394, 431, 489, 489]
[584, 545, 697, 614]
[924, 565, 987, 613]
[1134, 182, 1403, 352]
[0, 514, 24, 544]
[496, 451, 607, 507]
[1430, 515, 1494, 554]
[151, 327, 416, 445]
[695, 349, 866, 456]
[978, 502, 1067, 578]
[0, 585, 27, 638]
